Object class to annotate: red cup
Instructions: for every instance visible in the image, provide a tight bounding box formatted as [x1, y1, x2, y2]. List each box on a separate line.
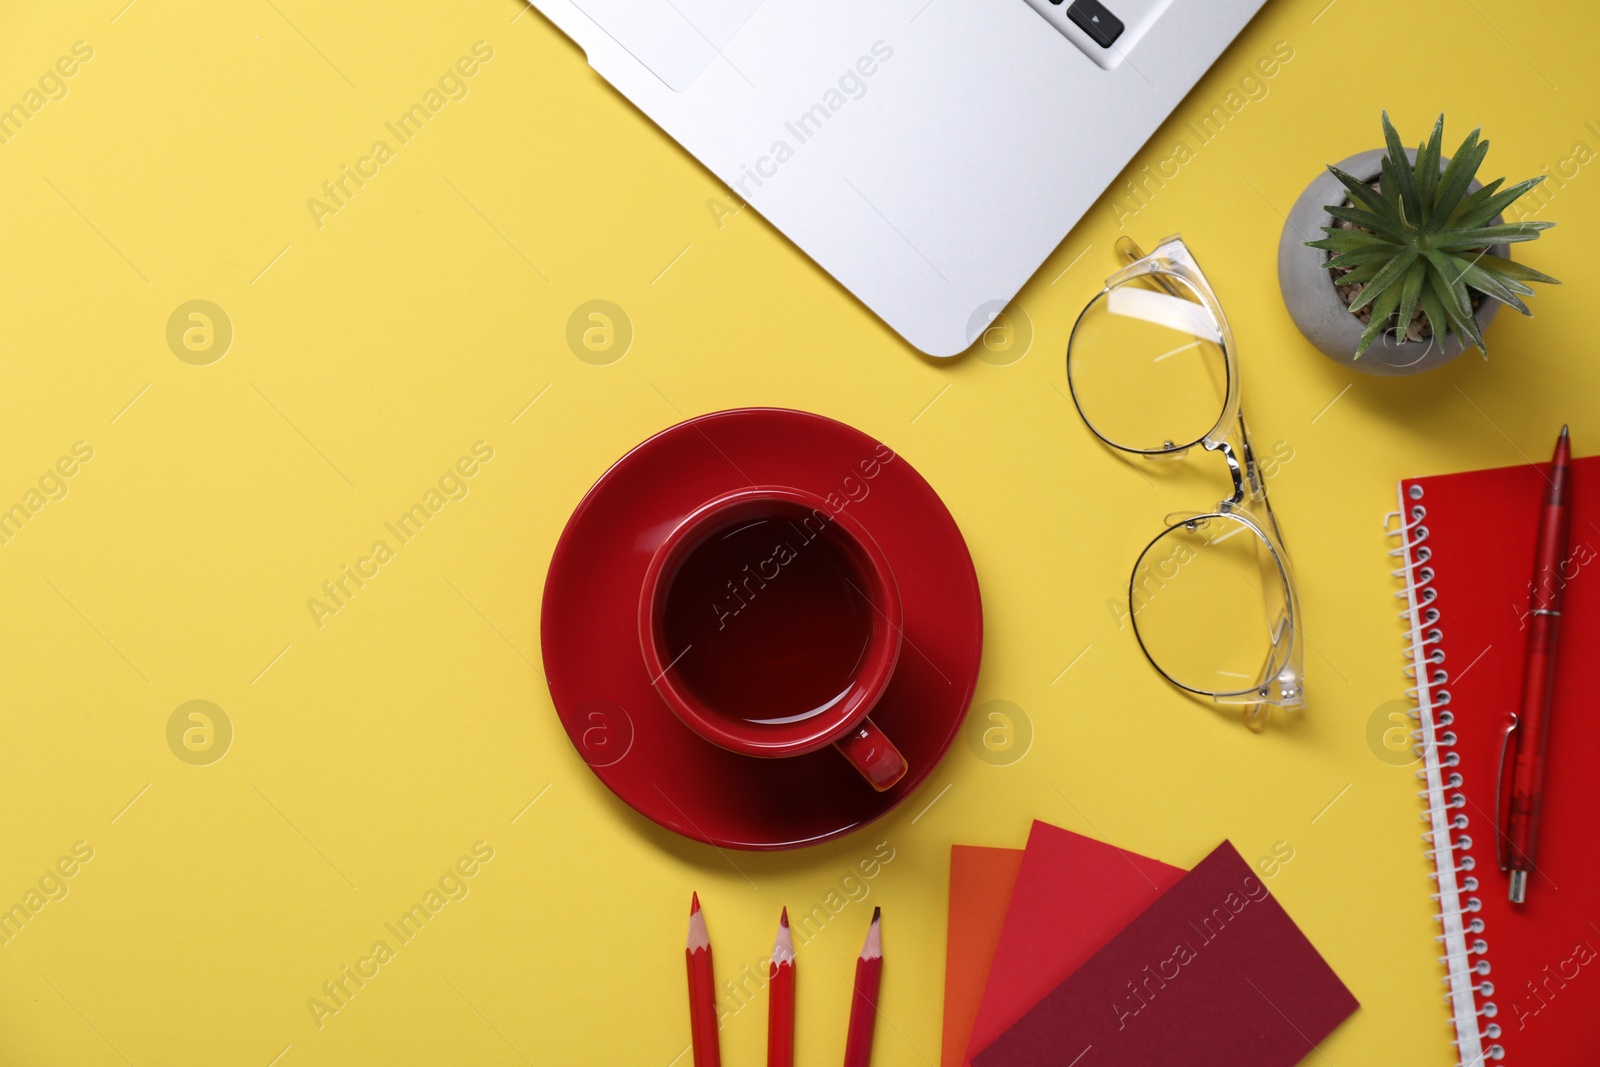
[639, 486, 909, 791]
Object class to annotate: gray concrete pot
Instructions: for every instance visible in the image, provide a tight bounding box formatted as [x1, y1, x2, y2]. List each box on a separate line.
[1277, 147, 1507, 377]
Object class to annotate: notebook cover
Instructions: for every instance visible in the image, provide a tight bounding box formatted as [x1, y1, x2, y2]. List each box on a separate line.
[1398, 454, 1600, 1063]
[942, 846, 1025, 1067]
[963, 821, 1184, 1065]
[972, 841, 1359, 1067]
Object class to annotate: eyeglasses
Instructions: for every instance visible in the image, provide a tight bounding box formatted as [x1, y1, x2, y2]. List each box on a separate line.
[1065, 235, 1304, 731]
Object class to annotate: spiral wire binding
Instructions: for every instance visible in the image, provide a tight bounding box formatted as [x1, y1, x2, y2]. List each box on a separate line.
[1387, 484, 1502, 1064]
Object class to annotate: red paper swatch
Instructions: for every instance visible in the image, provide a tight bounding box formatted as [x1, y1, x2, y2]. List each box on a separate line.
[964, 821, 1184, 1065]
[973, 841, 1358, 1067]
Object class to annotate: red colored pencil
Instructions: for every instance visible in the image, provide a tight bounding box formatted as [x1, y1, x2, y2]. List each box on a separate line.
[768, 907, 795, 1067]
[686, 893, 721, 1067]
[842, 907, 882, 1067]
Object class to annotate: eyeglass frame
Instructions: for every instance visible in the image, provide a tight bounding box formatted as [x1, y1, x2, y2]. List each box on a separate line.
[1065, 234, 1305, 729]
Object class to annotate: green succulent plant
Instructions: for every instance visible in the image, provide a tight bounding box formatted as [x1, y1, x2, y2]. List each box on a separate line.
[1307, 112, 1559, 358]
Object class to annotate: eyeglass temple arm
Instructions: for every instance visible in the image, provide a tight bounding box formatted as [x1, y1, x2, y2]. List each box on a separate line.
[1119, 235, 1257, 504]
[1115, 237, 1146, 265]
[1115, 238, 1187, 300]
[1120, 238, 1228, 425]
[1241, 617, 1292, 732]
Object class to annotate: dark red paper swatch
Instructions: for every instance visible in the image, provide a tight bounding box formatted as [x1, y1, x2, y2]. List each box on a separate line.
[973, 841, 1358, 1067]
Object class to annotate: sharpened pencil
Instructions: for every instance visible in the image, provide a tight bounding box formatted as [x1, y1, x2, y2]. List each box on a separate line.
[686, 892, 721, 1067]
[842, 906, 882, 1067]
[768, 907, 794, 1067]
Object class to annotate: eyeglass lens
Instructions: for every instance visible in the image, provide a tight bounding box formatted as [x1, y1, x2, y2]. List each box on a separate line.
[1068, 272, 1230, 453]
[1128, 513, 1290, 698]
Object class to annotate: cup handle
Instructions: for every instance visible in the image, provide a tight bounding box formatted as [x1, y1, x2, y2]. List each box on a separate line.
[834, 717, 908, 792]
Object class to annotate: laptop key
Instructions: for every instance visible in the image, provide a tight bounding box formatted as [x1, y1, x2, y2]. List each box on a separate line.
[1066, 0, 1124, 47]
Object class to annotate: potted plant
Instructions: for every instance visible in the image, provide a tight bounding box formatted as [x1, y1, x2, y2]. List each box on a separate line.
[1277, 113, 1558, 376]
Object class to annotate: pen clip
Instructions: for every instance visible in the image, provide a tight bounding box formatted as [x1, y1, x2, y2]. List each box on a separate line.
[1495, 712, 1519, 872]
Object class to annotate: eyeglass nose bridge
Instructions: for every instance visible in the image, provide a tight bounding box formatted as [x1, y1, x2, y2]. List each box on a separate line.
[1208, 439, 1247, 512]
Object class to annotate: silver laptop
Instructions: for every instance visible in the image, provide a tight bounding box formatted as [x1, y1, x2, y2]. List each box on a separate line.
[531, 0, 1267, 356]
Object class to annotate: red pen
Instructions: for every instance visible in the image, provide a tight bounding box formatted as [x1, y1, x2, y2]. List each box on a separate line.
[1502, 425, 1572, 904]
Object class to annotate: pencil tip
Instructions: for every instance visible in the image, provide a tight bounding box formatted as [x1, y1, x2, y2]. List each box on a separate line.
[686, 894, 710, 951]
[861, 906, 883, 959]
[772, 907, 795, 962]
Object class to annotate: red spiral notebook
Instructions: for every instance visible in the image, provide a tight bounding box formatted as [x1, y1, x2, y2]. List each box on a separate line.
[1392, 452, 1600, 1065]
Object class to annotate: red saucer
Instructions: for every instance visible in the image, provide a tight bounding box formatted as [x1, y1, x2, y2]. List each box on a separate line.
[541, 408, 983, 850]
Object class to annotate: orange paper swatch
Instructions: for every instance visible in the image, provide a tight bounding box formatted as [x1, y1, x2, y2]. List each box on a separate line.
[941, 845, 1024, 1067]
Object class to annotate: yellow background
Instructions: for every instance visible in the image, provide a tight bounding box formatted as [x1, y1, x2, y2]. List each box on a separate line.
[1, 0, 1595, 1063]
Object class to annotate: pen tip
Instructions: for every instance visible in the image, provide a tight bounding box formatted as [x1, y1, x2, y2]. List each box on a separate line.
[1509, 869, 1529, 904]
[690, 891, 700, 915]
[1561, 424, 1570, 438]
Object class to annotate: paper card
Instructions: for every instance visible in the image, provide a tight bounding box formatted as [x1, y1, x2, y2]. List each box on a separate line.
[942, 845, 1025, 1067]
[973, 841, 1359, 1067]
[965, 821, 1184, 1064]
